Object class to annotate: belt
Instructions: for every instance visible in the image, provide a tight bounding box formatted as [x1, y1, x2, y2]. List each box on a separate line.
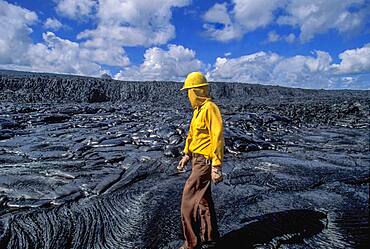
[191, 153, 211, 165]
[191, 152, 206, 158]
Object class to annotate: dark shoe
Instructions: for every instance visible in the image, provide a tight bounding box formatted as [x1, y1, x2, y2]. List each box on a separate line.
[179, 242, 204, 249]
[200, 241, 217, 248]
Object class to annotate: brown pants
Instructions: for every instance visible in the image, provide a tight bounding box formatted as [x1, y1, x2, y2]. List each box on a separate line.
[181, 153, 220, 249]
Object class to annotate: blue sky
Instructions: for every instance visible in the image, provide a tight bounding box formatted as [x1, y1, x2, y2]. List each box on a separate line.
[0, 0, 369, 89]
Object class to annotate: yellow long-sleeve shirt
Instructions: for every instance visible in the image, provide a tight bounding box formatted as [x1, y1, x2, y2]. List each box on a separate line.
[183, 99, 224, 166]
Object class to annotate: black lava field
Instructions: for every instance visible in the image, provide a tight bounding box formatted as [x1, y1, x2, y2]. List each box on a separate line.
[0, 70, 369, 249]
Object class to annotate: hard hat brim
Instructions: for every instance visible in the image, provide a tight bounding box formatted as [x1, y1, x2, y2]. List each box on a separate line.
[180, 83, 209, 91]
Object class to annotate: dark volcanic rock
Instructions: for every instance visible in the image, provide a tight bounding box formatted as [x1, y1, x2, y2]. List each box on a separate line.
[40, 114, 70, 123]
[0, 118, 21, 129]
[0, 70, 368, 249]
[0, 70, 369, 127]
[88, 87, 109, 103]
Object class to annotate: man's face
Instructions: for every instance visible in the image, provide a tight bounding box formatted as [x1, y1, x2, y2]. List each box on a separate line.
[186, 86, 209, 108]
[187, 88, 193, 100]
[187, 89, 196, 108]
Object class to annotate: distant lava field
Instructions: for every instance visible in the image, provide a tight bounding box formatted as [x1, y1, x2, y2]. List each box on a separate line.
[0, 70, 369, 248]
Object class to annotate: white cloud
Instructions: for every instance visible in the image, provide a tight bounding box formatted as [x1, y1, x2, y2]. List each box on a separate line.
[81, 44, 130, 67]
[202, 23, 242, 43]
[203, 0, 283, 41]
[43, 18, 63, 30]
[232, 0, 282, 32]
[24, 32, 129, 75]
[332, 43, 370, 74]
[0, 29, 128, 76]
[56, 0, 97, 19]
[0, 0, 37, 65]
[207, 50, 368, 89]
[276, 51, 332, 74]
[278, 0, 368, 42]
[203, 3, 231, 25]
[203, 0, 369, 42]
[0, 1, 129, 76]
[202, 2, 241, 42]
[115, 44, 202, 81]
[205, 46, 369, 89]
[267, 31, 280, 42]
[78, 0, 191, 47]
[285, 33, 296, 43]
[267, 31, 296, 43]
[331, 74, 370, 89]
[272, 51, 333, 88]
[25, 32, 107, 76]
[207, 51, 281, 83]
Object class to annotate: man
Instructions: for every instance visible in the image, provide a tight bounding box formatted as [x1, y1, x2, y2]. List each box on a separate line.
[177, 72, 224, 249]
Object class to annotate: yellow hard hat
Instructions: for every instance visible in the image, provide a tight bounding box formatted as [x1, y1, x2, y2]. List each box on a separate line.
[180, 72, 209, 91]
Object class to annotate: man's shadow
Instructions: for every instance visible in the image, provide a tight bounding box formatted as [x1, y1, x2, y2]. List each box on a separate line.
[213, 209, 327, 249]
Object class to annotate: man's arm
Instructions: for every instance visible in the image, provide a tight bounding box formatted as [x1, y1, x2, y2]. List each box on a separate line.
[205, 102, 224, 167]
[178, 115, 194, 172]
[183, 113, 195, 156]
[183, 125, 193, 157]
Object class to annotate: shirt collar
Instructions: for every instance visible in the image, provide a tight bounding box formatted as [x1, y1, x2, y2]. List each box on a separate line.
[195, 98, 210, 111]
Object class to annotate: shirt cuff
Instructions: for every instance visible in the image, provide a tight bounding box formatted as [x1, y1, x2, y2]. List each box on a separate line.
[211, 157, 222, 167]
[182, 149, 191, 157]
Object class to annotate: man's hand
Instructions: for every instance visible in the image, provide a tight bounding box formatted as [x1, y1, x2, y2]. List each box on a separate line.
[211, 166, 223, 184]
[177, 155, 190, 172]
